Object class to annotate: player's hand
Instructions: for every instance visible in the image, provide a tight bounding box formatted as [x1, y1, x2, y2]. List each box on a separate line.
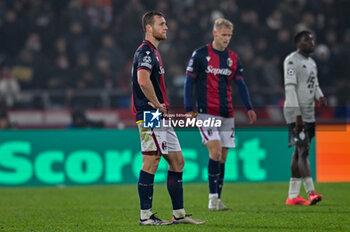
[186, 111, 197, 119]
[319, 97, 327, 107]
[247, 110, 257, 125]
[148, 102, 167, 114]
[294, 115, 303, 133]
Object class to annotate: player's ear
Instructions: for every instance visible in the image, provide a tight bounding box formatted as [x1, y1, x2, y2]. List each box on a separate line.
[145, 24, 152, 33]
[213, 30, 217, 37]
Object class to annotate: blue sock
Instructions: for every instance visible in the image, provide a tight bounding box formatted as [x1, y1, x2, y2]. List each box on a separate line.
[167, 171, 184, 210]
[208, 158, 220, 194]
[218, 163, 225, 198]
[138, 170, 154, 210]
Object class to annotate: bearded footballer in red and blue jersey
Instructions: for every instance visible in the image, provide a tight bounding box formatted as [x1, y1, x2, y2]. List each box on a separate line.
[132, 11, 204, 226]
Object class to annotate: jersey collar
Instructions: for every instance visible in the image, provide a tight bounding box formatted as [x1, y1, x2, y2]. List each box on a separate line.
[143, 40, 157, 50]
[209, 43, 227, 55]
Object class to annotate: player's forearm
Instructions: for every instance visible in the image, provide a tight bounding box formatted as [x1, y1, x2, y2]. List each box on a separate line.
[184, 75, 195, 112]
[139, 80, 162, 108]
[235, 79, 253, 110]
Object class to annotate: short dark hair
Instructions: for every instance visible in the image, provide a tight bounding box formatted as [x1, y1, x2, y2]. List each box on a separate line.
[142, 11, 164, 32]
[294, 30, 311, 44]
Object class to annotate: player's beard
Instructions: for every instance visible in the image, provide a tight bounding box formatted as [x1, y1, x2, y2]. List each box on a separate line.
[308, 46, 315, 53]
[302, 46, 314, 55]
[301, 43, 314, 54]
[153, 31, 167, 41]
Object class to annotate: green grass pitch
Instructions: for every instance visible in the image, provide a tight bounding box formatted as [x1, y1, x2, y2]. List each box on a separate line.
[0, 182, 349, 231]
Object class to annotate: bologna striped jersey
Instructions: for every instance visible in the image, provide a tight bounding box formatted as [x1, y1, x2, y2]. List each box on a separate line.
[131, 40, 168, 121]
[186, 44, 243, 118]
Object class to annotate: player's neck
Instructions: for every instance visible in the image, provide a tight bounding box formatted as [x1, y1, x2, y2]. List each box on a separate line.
[297, 50, 310, 58]
[212, 41, 225, 52]
[145, 35, 160, 48]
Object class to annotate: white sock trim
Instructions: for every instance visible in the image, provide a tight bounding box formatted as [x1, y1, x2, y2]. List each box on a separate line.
[140, 209, 153, 220]
[288, 178, 302, 199]
[173, 208, 186, 218]
[303, 177, 315, 195]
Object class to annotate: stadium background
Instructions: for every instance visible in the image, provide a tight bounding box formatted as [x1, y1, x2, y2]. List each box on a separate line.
[0, 0, 349, 185]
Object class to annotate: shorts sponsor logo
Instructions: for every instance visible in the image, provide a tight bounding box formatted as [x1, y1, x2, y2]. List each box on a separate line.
[162, 141, 167, 150]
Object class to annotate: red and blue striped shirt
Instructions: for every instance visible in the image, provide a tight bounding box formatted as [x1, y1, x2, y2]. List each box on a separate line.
[185, 44, 252, 118]
[132, 40, 168, 121]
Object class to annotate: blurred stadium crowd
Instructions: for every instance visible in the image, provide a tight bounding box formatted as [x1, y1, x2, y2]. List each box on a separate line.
[0, 0, 349, 112]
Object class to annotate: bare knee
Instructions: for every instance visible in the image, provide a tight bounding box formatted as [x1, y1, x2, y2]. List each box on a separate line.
[142, 155, 161, 174]
[207, 140, 222, 161]
[165, 151, 185, 172]
[178, 156, 185, 170]
[297, 144, 310, 159]
[170, 156, 185, 171]
[209, 150, 222, 161]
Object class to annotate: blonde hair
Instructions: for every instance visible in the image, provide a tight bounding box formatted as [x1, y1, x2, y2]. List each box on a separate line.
[213, 18, 234, 31]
